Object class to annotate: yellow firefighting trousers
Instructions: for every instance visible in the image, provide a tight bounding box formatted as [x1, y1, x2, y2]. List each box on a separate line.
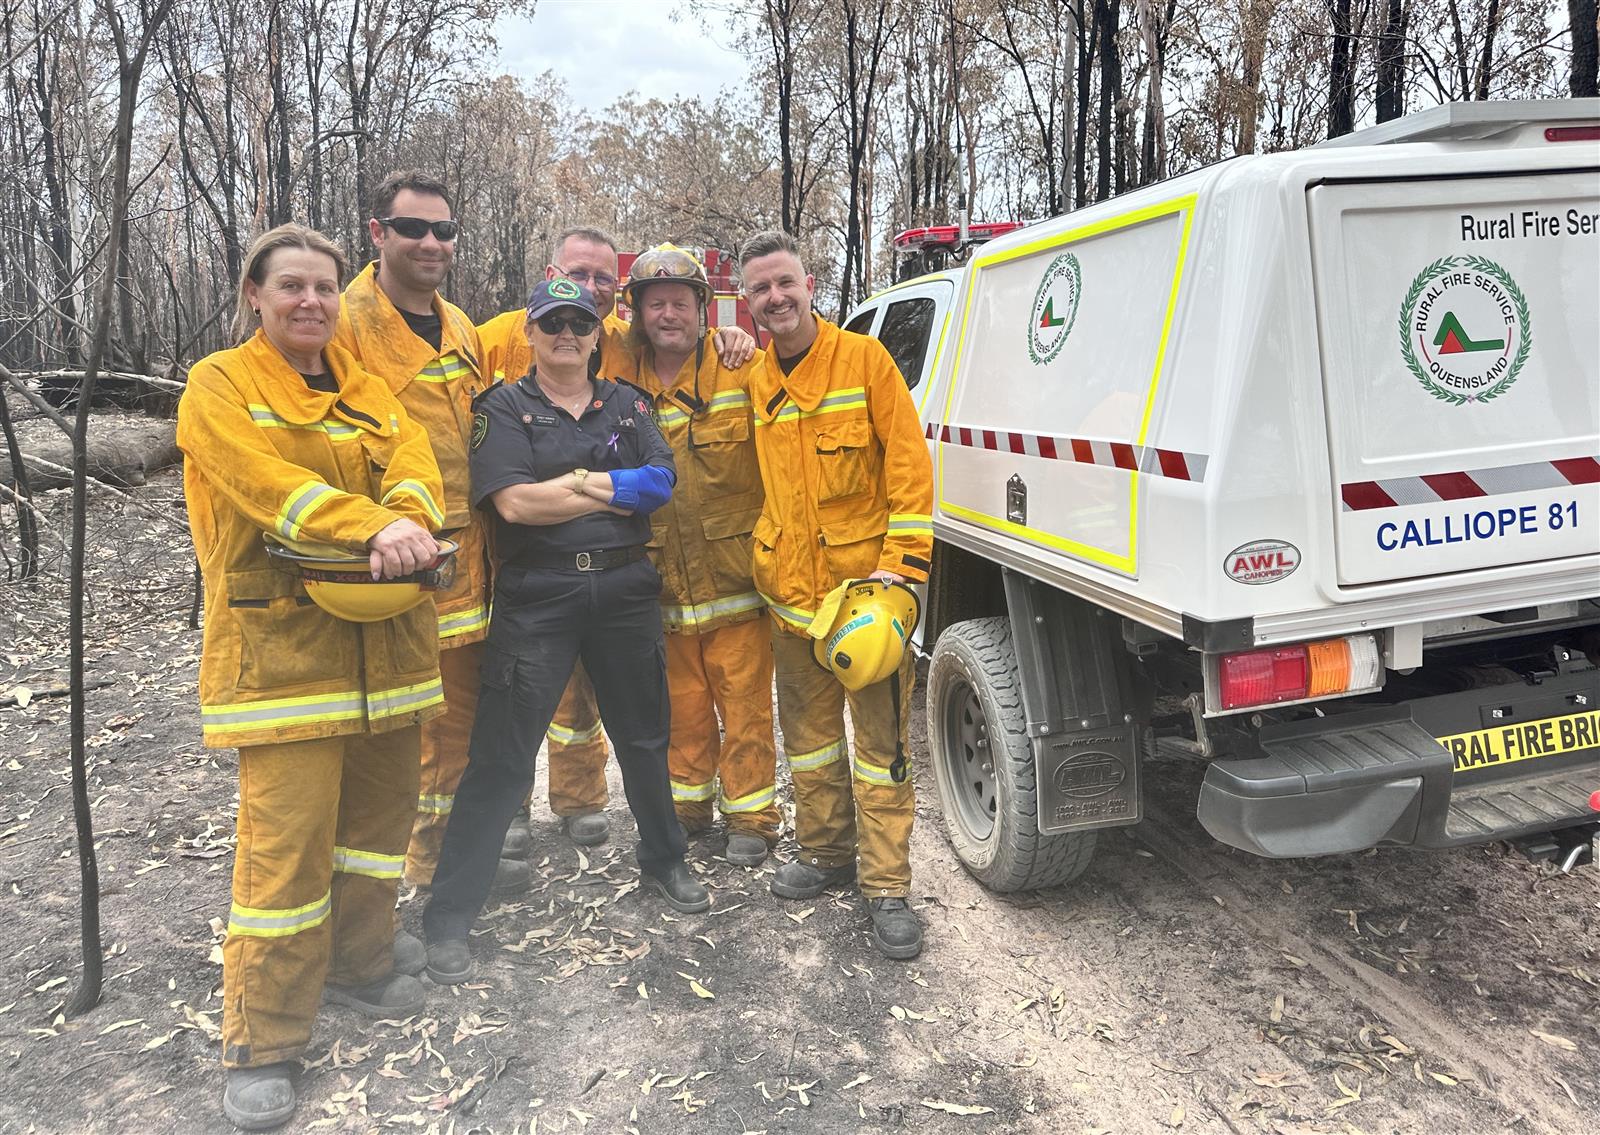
[771, 627, 915, 897]
[222, 725, 419, 1068]
[665, 617, 779, 841]
[406, 644, 610, 884]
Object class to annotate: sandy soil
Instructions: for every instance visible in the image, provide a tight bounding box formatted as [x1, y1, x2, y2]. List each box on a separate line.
[0, 467, 1594, 1134]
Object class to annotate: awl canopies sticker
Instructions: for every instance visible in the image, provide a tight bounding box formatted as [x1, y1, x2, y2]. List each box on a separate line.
[1028, 252, 1082, 366]
[1398, 255, 1532, 405]
[1224, 540, 1300, 585]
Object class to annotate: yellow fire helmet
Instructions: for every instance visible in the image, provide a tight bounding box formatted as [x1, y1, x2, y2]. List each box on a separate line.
[622, 243, 713, 310]
[263, 534, 458, 623]
[808, 579, 922, 692]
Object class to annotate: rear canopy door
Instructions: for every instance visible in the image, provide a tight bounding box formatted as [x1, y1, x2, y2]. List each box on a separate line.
[1307, 171, 1599, 585]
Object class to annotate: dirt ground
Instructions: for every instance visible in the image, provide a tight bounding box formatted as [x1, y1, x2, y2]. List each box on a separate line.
[0, 467, 1596, 1135]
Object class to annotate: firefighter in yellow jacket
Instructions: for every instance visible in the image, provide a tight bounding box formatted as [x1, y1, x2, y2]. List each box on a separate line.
[738, 230, 935, 959]
[611, 245, 778, 863]
[331, 171, 557, 890]
[179, 225, 447, 1131]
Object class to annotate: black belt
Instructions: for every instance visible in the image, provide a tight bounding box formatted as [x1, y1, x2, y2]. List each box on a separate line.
[510, 546, 647, 572]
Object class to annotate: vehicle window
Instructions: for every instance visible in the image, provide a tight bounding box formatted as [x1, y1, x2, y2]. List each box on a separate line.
[877, 297, 936, 390]
[844, 308, 877, 336]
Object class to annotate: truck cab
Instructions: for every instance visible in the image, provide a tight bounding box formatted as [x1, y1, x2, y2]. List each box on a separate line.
[847, 100, 1600, 891]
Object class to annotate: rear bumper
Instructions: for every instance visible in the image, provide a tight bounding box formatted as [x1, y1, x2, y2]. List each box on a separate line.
[1197, 670, 1600, 857]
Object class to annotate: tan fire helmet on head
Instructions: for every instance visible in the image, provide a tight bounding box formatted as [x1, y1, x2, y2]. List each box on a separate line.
[622, 243, 714, 310]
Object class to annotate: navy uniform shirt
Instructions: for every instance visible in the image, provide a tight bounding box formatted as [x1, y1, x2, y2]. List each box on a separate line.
[469, 373, 674, 561]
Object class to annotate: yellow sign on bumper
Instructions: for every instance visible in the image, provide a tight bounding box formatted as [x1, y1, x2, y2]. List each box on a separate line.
[1437, 709, 1600, 774]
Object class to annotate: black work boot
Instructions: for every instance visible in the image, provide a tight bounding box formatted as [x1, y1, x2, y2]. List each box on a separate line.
[489, 856, 531, 896]
[222, 1062, 297, 1130]
[425, 938, 472, 985]
[392, 930, 425, 977]
[500, 816, 531, 858]
[323, 972, 425, 1017]
[725, 832, 771, 867]
[770, 859, 855, 899]
[868, 897, 923, 960]
[562, 811, 610, 847]
[644, 861, 711, 913]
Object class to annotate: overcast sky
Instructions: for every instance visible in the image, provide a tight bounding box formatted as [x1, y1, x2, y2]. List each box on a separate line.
[492, 0, 754, 115]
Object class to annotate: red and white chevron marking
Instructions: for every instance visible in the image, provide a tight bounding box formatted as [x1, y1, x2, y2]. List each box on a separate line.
[925, 422, 1209, 482]
[1341, 456, 1600, 512]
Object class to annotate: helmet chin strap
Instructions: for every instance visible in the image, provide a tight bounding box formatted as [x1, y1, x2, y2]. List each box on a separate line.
[888, 665, 908, 783]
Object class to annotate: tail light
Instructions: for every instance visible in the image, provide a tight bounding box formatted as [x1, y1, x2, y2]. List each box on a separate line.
[1544, 126, 1600, 143]
[1215, 634, 1382, 711]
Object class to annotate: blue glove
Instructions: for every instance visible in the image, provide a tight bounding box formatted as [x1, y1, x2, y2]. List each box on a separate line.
[609, 465, 675, 513]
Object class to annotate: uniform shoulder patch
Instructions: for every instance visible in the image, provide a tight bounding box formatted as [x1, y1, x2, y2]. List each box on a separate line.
[471, 410, 489, 450]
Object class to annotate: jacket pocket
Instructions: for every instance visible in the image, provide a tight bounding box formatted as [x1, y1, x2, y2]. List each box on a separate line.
[811, 417, 873, 504]
[751, 514, 781, 596]
[381, 600, 440, 679]
[689, 412, 760, 498]
[819, 509, 888, 582]
[701, 507, 761, 598]
[228, 568, 355, 691]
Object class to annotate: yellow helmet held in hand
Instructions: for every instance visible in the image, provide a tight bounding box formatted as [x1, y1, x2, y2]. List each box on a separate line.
[808, 579, 921, 692]
[622, 243, 713, 309]
[263, 535, 457, 623]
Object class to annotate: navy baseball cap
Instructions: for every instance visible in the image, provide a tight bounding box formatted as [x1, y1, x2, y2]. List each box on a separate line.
[526, 278, 599, 321]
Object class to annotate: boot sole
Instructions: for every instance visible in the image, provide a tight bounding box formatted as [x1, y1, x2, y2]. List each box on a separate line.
[563, 823, 610, 847]
[424, 958, 472, 985]
[223, 1084, 296, 1131]
[725, 848, 769, 867]
[643, 873, 711, 914]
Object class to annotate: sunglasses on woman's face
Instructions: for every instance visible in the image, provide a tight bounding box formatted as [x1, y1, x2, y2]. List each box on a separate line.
[378, 216, 460, 241]
[535, 313, 598, 336]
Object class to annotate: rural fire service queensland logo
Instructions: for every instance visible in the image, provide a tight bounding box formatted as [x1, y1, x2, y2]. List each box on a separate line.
[1027, 251, 1082, 366]
[1398, 255, 1532, 405]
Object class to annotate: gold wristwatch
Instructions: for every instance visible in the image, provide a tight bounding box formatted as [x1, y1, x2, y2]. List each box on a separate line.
[571, 468, 589, 494]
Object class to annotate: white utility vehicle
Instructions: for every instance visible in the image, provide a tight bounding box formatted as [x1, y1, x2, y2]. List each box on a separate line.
[845, 100, 1600, 890]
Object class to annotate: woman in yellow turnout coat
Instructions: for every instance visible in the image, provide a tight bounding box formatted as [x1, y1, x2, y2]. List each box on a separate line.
[178, 225, 447, 1131]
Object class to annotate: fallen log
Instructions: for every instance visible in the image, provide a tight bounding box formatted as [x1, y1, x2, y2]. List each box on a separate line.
[1, 411, 178, 490]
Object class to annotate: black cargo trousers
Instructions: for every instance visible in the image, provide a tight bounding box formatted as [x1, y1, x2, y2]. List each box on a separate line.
[423, 556, 688, 942]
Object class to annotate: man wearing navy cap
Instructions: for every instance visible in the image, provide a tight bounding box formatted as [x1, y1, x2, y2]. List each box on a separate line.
[422, 281, 706, 984]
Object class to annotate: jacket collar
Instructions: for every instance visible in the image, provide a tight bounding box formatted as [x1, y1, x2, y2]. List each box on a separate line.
[339, 262, 479, 391]
[761, 315, 838, 412]
[241, 331, 394, 435]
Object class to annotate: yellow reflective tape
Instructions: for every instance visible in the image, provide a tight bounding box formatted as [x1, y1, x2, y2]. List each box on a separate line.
[248, 405, 363, 440]
[201, 690, 365, 734]
[367, 676, 445, 720]
[228, 889, 332, 938]
[788, 738, 845, 772]
[660, 591, 766, 630]
[851, 754, 900, 786]
[547, 720, 603, 745]
[438, 605, 489, 640]
[756, 388, 867, 426]
[382, 479, 445, 527]
[332, 845, 404, 879]
[720, 785, 776, 813]
[275, 479, 338, 540]
[708, 390, 751, 409]
[758, 591, 813, 629]
[671, 779, 716, 802]
[418, 793, 453, 815]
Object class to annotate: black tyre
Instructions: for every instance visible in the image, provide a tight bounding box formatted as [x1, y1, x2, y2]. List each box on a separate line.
[926, 617, 1098, 891]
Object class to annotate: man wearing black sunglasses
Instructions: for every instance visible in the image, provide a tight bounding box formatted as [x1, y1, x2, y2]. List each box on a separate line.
[333, 172, 530, 965]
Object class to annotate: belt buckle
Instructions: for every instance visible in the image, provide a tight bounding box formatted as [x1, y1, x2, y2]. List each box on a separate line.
[575, 551, 595, 571]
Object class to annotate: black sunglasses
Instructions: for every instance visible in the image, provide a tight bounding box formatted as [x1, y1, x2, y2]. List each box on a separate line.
[535, 313, 598, 336]
[378, 216, 460, 241]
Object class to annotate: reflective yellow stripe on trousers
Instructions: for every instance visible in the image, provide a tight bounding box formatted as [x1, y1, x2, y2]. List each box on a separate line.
[672, 779, 716, 802]
[418, 793, 453, 815]
[788, 738, 845, 772]
[721, 785, 776, 813]
[852, 753, 901, 786]
[228, 889, 332, 938]
[548, 719, 602, 745]
[332, 845, 405, 880]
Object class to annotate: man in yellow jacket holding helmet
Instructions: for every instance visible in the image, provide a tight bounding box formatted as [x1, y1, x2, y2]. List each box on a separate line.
[331, 171, 534, 900]
[610, 244, 779, 862]
[737, 229, 935, 959]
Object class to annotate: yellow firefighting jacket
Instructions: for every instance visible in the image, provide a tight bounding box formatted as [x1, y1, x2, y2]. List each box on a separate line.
[748, 317, 934, 634]
[612, 338, 765, 634]
[333, 264, 490, 647]
[478, 308, 633, 382]
[179, 332, 448, 749]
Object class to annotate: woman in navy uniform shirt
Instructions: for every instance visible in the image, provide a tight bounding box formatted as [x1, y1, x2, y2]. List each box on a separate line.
[422, 280, 708, 983]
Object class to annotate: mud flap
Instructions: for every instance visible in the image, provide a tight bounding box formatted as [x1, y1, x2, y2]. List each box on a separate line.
[1002, 568, 1143, 835]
